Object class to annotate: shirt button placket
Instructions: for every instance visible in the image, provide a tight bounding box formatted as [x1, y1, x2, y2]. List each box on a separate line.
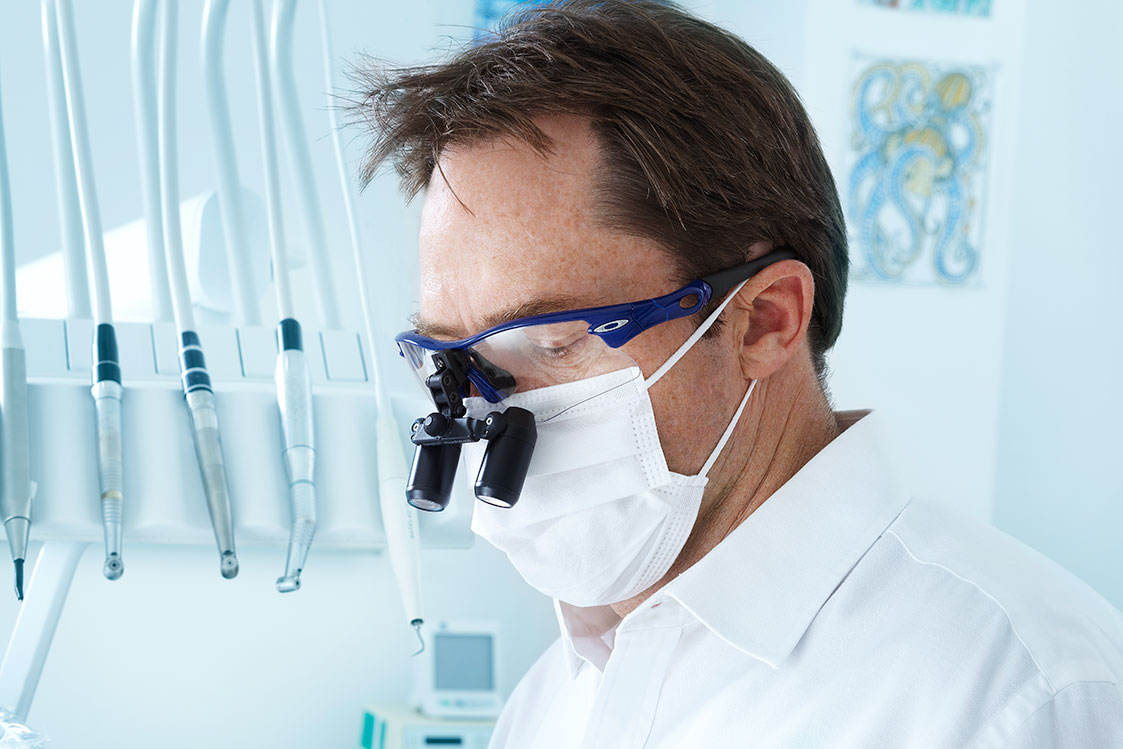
[580, 619, 685, 749]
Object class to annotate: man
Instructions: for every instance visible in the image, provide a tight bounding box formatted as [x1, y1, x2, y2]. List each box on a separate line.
[355, 1, 1123, 746]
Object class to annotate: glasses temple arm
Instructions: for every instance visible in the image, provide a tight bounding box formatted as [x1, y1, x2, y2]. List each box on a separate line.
[698, 247, 799, 302]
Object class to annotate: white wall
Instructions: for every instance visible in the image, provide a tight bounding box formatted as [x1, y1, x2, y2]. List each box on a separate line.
[992, 0, 1123, 608]
[11, 543, 556, 748]
[717, 0, 1123, 610]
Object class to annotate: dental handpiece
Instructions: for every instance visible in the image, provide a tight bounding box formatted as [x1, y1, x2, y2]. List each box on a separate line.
[1, 323, 33, 600]
[153, 0, 237, 580]
[179, 332, 238, 579]
[249, 0, 317, 592]
[55, 0, 128, 581]
[377, 411, 425, 645]
[274, 320, 316, 593]
[92, 324, 125, 580]
[0, 64, 34, 601]
[316, 0, 423, 647]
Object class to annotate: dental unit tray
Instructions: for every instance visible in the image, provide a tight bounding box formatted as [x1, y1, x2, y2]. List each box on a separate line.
[14, 317, 473, 551]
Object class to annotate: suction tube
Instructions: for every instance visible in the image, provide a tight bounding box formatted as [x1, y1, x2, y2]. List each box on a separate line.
[40, 0, 90, 319]
[130, 0, 174, 324]
[202, 0, 261, 325]
[271, 0, 341, 330]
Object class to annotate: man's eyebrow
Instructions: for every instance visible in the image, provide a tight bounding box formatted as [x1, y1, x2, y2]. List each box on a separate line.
[410, 295, 599, 340]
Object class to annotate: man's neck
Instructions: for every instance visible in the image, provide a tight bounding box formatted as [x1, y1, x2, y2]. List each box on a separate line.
[610, 369, 841, 619]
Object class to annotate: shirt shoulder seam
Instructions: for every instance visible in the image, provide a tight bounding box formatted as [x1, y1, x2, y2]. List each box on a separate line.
[980, 680, 1123, 748]
[885, 528, 1056, 693]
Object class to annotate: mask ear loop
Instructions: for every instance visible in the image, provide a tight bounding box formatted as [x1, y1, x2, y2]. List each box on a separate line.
[699, 378, 757, 478]
[645, 279, 749, 390]
[642, 279, 757, 478]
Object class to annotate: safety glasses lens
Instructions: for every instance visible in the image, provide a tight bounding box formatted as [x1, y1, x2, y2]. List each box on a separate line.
[400, 320, 639, 411]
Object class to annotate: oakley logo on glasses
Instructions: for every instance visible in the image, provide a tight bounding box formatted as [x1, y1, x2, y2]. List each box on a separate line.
[592, 319, 630, 334]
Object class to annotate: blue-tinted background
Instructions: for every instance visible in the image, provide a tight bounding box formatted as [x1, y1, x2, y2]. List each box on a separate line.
[0, 1, 1118, 747]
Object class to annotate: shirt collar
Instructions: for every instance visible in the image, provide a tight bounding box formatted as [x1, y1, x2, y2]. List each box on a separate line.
[555, 410, 912, 676]
[555, 598, 620, 676]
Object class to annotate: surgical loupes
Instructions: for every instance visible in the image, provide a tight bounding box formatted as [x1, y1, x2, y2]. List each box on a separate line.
[406, 349, 536, 513]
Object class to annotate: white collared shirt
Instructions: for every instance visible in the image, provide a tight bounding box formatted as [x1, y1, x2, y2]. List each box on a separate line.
[488, 412, 1123, 748]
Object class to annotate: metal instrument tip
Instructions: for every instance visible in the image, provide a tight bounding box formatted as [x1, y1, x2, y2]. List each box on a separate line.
[275, 572, 301, 593]
[220, 550, 239, 579]
[410, 619, 425, 657]
[13, 558, 23, 602]
[103, 553, 124, 580]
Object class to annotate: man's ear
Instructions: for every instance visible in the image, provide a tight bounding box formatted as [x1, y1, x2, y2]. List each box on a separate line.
[726, 259, 815, 381]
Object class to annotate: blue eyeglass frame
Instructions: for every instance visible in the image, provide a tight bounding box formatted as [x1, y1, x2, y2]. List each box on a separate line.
[395, 248, 798, 402]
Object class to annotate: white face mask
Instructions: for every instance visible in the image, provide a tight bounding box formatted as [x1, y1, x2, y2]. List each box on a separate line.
[464, 282, 756, 607]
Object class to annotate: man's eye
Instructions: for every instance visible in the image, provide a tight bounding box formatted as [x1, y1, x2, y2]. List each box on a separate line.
[542, 344, 574, 358]
[530, 337, 584, 358]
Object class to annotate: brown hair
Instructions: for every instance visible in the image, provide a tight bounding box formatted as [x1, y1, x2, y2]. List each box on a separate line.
[350, 0, 848, 379]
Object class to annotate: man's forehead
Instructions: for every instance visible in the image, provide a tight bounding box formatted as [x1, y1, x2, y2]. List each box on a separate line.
[411, 292, 602, 340]
[414, 115, 676, 339]
[412, 256, 638, 340]
[423, 119, 602, 232]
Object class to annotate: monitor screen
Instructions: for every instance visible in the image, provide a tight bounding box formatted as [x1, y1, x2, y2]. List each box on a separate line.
[434, 633, 494, 691]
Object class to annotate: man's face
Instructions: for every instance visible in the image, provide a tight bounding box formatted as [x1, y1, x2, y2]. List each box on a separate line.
[415, 115, 748, 477]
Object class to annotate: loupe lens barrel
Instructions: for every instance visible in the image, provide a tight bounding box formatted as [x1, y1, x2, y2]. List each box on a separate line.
[406, 443, 462, 512]
[475, 407, 537, 509]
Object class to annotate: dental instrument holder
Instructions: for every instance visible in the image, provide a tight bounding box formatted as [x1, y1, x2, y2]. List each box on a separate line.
[0, 318, 476, 721]
[406, 349, 536, 513]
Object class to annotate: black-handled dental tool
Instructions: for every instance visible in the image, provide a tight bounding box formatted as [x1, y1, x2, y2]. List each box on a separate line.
[55, 0, 128, 580]
[156, 0, 238, 579]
